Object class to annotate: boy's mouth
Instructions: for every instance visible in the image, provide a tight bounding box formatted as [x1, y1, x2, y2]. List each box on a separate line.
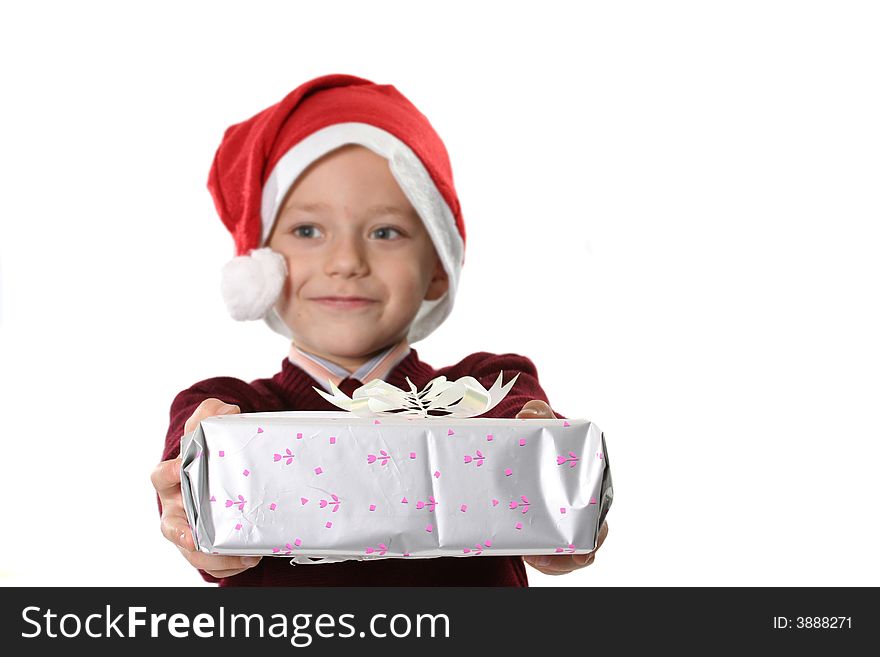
[311, 296, 378, 310]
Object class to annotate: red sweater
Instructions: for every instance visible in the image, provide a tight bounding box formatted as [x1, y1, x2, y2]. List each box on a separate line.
[160, 348, 566, 586]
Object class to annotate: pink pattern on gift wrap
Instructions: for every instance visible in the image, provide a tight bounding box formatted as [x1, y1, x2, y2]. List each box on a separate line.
[492, 499, 499, 507]
[409, 452, 416, 459]
[486, 433, 493, 442]
[269, 503, 277, 511]
[273, 539, 303, 555]
[515, 522, 523, 530]
[555, 544, 576, 554]
[296, 432, 303, 440]
[367, 450, 390, 466]
[460, 504, 468, 513]
[557, 452, 579, 468]
[300, 497, 309, 505]
[447, 428, 454, 436]
[560, 507, 567, 514]
[463, 450, 484, 467]
[401, 497, 408, 504]
[319, 494, 341, 513]
[257, 427, 263, 434]
[509, 495, 531, 514]
[314, 466, 323, 475]
[518, 438, 526, 446]
[369, 504, 376, 512]
[218, 450, 225, 457]
[463, 540, 492, 555]
[210, 496, 216, 502]
[425, 524, 433, 533]
[235, 523, 242, 531]
[590, 496, 597, 505]
[596, 451, 604, 460]
[415, 496, 437, 512]
[434, 470, 440, 478]
[504, 468, 513, 477]
[325, 521, 333, 529]
[374, 419, 381, 424]
[242, 469, 250, 477]
[365, 543, 388, 556]
[563, 421, 571, 427]
[225, 495, 246, 511]
[329, 436, 336, 444]
[274, 448, 294, 465]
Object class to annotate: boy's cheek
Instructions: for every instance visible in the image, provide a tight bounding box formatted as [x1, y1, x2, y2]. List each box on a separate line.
[400, 279, 433, 308]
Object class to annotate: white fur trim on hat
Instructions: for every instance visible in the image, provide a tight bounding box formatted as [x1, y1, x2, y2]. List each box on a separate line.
[220, 247, 288, 321]
[257, 122, 465, 344]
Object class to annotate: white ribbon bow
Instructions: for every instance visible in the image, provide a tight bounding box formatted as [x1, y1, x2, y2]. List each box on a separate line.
[312, 371, 520, 418]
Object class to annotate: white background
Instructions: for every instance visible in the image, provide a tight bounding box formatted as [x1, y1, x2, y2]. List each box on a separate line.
[1, 0, 878, 587]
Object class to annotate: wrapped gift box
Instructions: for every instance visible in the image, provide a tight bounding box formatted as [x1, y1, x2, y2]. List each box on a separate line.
[179, 375, 613, 564]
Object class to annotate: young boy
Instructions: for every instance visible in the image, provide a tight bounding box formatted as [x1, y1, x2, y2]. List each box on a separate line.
[151, 73, 609, 586]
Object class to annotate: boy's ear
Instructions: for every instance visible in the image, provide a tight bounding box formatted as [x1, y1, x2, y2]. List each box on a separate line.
[424, 258, 449, 301]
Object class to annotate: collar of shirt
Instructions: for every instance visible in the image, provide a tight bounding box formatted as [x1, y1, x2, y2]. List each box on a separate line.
[287, 339, 412, 392]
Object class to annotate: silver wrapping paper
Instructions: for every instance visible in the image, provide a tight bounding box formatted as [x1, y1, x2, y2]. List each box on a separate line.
[180, 411, 612, 564]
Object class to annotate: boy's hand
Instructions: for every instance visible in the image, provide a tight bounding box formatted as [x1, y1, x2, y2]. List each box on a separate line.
[515, 400, 610, 576]
[151, 398, 263, 579]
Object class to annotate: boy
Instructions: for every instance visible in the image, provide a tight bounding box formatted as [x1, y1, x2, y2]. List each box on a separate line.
[151, 74, 609, 586]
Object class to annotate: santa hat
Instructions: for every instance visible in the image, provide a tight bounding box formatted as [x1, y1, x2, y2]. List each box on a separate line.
[207, 73, 466, 344]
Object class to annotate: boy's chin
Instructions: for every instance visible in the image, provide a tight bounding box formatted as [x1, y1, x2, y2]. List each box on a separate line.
[334, 341, 394, 358]
[305, 334, 400, 359]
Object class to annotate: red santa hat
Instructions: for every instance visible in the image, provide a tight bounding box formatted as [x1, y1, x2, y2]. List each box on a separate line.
[206, 73, 466, 344]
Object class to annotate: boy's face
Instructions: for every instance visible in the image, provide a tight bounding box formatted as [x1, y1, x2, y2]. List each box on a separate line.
[267, 144, 449, 370]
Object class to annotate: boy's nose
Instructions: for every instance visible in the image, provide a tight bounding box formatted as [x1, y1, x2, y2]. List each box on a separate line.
[324, 236, 369, 277]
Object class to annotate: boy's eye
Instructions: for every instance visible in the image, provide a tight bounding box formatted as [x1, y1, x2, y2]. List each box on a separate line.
[289, 224, 403, 240]
[291, 224, 322, 238]
[371, 226, 403, 240]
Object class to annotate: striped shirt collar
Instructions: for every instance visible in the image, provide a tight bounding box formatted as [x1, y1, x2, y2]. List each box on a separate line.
[287, 339, 412, 392]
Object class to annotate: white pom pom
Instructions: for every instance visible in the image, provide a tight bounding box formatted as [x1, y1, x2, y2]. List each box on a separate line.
[220, 247, 288, 321]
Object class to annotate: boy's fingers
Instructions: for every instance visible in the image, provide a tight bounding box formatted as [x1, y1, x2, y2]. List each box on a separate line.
[516, 400, 556, 419]
[525, 552, 595, 573]
[572, 552, 597, 567]
[184, 399, 240, 435]
[166, 516, 264, 573]
[202, 561, 262, 578]
[150, 457, 182, 497]
[179, 547, 262, 573]
[203, 568, 249, 579]
[524, 559, 569, 575]
[160, 511, 192, 549]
